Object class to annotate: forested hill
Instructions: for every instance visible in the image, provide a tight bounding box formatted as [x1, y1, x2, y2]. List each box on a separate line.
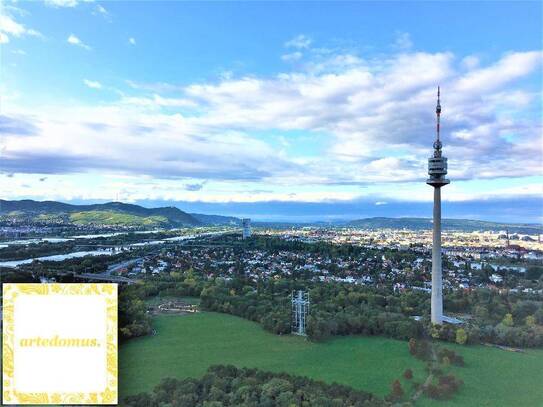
[347, 217, 542, 234]
[0, 200, 201, 227]
[189, 213, 241, 225]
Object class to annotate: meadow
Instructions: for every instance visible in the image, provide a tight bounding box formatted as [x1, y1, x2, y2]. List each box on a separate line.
[119, 312, 543, 406]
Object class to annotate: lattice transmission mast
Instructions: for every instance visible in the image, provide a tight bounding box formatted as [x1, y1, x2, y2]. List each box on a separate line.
[291, 290, 309, 336]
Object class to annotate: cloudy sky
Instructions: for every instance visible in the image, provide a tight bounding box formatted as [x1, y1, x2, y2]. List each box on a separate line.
[1, 1, 542, 222]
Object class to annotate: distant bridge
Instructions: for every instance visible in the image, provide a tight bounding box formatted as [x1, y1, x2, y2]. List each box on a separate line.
[73, 245, 127, 249]
[73, 273, 135, 285]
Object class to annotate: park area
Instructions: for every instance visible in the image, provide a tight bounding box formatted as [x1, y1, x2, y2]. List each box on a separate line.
[119, 311, 543, 406]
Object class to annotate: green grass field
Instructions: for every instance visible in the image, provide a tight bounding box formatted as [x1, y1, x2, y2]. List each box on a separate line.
[120, 312, 543, 406]
[418, 343, 543, 407]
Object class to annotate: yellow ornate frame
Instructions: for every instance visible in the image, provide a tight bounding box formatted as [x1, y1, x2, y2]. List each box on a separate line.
[2, 283, 118, 405]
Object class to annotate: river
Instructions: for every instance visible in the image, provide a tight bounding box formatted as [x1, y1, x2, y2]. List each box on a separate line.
[0, 231, 224, 268]
[0, 250, 115, 268]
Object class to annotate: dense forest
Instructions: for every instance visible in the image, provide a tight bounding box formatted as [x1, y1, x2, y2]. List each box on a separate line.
[200, 279, 423, 342]
[123, 365, 386, 407]
[199, 276, 543, 347]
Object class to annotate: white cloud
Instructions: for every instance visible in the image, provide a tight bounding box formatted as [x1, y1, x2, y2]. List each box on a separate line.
[26, 29, 41, 37]
[184, 50, 541, 185]
[0, 15, 26, 36]
[304, 53, 364, 74]
[120, 94, 197, 108]
[1, 47, 541, 203]
[128, 37, 136, 45]
[67, 34, 91, 50]
[126, 80, 183, 93]
[281, 51, 302, 62]
[0, 14, 42, 43]
[285, 34, 312, 49]
[394, 32, 413, 50]
[92, 4, 111, 20]
[0, 105, 295, 184]
[461, 55, 479, 70]
[83, 79, 102, 89]
[96, 4, 107, 14]
[44, 0, 85, 7]
[455, 51, 542, 93]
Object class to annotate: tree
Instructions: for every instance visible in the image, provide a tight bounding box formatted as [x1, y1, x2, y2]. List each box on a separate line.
[442, 356, 451, 367]
[408, 338, 417, 355]
[455, 328, 468, 345]
[430, 325, 441, 339]
[389, 379, 404, 402]
[261, 378, 293, 399]
[526, 315, 536, 327]
[502, 313, 514, 327]
[403, 369, 413, 380]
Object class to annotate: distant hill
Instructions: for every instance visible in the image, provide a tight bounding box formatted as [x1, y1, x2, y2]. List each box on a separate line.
[0, 200, 201, 227]
[190, 213, 241, 226]
[2, 200, 540, 233]
[347, 217, 543, 234]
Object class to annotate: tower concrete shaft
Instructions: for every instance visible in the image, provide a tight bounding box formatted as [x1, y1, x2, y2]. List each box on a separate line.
[431, 186, 443, 324]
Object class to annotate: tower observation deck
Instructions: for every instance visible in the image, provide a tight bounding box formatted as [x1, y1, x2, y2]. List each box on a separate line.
[427, 87, 450, 325]
[427, 87, 450, 187]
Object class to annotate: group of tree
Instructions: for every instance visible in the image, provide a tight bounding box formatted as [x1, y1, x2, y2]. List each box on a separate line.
[423, 374, 464, 400]
[198, 275, 543, 347]
[438, 289, 543, 348]
[200, 278, 425, 342]
[406, 338, 464, 401]
[124, 365, 386, 407]
[119, 283, 153, 340]
[12, 252, 126, 275]
[408, 338, 464, 367]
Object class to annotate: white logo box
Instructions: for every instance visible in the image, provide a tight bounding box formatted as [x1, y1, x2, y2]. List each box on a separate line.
[2, 283, 118, 405]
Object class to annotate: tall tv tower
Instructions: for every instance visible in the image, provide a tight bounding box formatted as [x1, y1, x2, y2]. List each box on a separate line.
[426, 87, 449, 325]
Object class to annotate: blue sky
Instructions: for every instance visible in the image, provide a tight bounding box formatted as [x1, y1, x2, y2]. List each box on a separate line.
[1, 1, 542, 222]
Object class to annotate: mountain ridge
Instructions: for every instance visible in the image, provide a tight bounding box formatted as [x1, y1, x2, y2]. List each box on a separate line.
[347, 216, 542, 234]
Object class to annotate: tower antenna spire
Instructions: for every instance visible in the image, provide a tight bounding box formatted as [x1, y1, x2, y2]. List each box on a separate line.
[433, 87, 443, 158]
[436, 86, 441, 142]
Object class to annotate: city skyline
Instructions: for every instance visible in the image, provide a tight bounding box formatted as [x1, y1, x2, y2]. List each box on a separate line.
[1, 1, 542, 222]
